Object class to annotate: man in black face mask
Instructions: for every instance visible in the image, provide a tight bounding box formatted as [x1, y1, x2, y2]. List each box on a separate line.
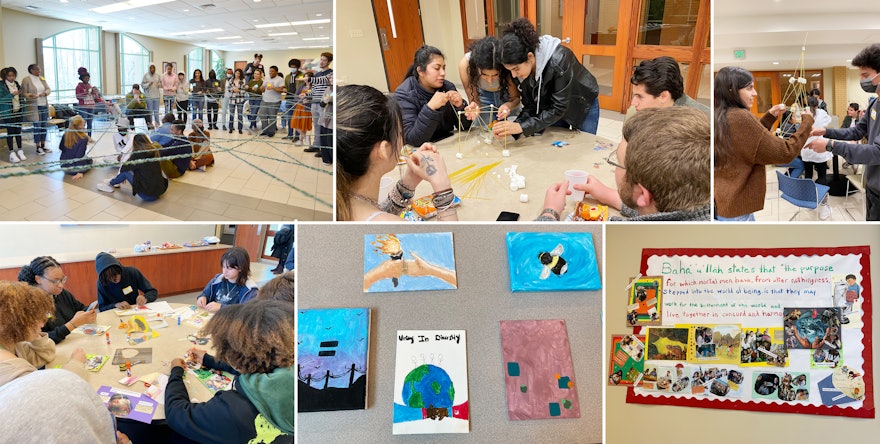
[806, 43, 880, 220]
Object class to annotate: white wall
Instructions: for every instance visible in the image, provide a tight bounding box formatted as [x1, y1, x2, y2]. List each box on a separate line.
[224, 48, 331, 75]
[337, 0, 386, 90]
[420, 0, 466, 87]
[0, 224, 217, 260]
[845, 67, 877, 112]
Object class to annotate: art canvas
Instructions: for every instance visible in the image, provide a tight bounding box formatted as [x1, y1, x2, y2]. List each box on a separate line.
[364, 233, 457, 293]
[626, 276, 662, 326]
[500, 320, 580, 420]
[393, 330, 469, 434]
[298, 308, 370, 412]
[505, 232, 601, 292]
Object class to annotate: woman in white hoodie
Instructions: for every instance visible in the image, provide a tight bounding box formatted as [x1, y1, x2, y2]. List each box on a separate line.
[493, 18, 600, 138]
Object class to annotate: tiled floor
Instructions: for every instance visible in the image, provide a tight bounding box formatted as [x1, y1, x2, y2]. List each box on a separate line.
[756, 164, 866, 222]
[0, 117, 332, 221]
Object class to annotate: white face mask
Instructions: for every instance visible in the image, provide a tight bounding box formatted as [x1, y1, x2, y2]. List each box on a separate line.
[226, 74, 233, 79]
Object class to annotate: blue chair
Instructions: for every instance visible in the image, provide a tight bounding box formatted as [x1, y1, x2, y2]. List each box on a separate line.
[776, 171, 831, 221]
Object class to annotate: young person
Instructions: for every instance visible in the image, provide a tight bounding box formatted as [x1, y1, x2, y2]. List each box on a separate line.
[459, 36, 520, 126]
[59, 115, 92, 180]
[337, 84, 457, 221]
[494, 18, 600, 137]
[175, 72, 190, 124]
[123, 84, 152, 128]
[245, 69, 264, 132]
[188, 118, 214, 171]
[190, 69, 206, 122]
[142, 63, 162, 127]
[159, 120, 191, 179]
[226, 68, 246, 134]
[629, 56, 709, 114]
[0, 67, 25, 163]
[306, 52, 334, 160]
[95, 252, 159, 311]
[714, 66, 813, 221]
[74, 69, 96, 137]
[205, 69, 222, 130]
[394, 46, 470, 146]
[18, 256, 97, 344]
[196, 246, 259, 312]
[98, 133, 168, 201]
[259, 66, 286, 137]
[161, 64, 179, 117]
[20, 64, 52, 152]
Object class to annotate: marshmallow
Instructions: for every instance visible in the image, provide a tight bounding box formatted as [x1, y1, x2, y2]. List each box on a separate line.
[502, 149, 510, 157]
[455, 152, 463, 159]
[520, 194, 529, 203]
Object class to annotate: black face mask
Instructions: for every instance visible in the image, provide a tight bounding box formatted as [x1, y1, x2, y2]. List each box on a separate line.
[860, 73, 879, 93]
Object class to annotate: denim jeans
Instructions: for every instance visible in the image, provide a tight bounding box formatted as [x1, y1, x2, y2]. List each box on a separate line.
[163, 96, 175, 117]
[76, 106, 94, 136]
[248, 97, 261, 128]
[478, 89, 505, 127]
[34, 105, 49, 144]
[146, 98, 160, 124]
[110, 170, 159, 201]
[191, 95, 205, 121]
[549, 97, 600, 135]
[716, 213, 756, 222]
[228, 102, 244, 131]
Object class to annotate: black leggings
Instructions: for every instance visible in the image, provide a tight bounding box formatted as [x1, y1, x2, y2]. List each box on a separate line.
[207, 101, 219, 126]
[176, 100, 189, 124]
[2, 114, 22, 150]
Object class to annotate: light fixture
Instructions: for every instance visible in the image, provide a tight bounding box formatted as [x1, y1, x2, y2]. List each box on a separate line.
[772, 62, 779, 65]
[288, 46, 330, 49]
[60, 0, 69, 3]
[91, 0, 176, 14]
[316, 13, 323, 16]
[216, 36, 241, 40]
[268, 32, 299, 36]
[169, 28, 224, 36]
[302, 37, 330, 41]
[255, 19, 331, 28]
[232, 41, 255, 44]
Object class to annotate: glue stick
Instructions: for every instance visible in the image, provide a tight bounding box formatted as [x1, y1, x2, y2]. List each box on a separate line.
[125, 360, 131, 377]
[177, 315, 181, 326]
[105, 332, 110, 345]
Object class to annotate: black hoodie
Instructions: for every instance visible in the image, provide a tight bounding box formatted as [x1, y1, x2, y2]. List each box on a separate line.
[94, 252, 158, 311]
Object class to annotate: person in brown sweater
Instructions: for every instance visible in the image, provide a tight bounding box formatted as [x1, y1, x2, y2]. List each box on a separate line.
[713, 66, 814, 220]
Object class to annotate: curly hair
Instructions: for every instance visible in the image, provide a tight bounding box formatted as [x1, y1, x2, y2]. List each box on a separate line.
[202, 300, 294, 374]
[852, 44, 880, 72]
[0, 281, 54, 345]
[257, 272, 295, 304]
[501, 18, 539, 65]
[465, 36, 512, 104]
[18, 256, 62, 285]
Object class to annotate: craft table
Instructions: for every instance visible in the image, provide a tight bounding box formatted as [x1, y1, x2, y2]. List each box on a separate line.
[49, 302, 217, 421]
[383, 127, 620, 221]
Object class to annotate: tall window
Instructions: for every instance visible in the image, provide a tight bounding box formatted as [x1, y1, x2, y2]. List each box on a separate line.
[187, 48, 203, 78]
[210, 50, 224, 76]
[42, 27, 102, 103]
[120, 35, 150, 94]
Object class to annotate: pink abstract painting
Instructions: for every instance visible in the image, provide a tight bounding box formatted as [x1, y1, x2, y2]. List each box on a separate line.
[500, 319, 580, 420]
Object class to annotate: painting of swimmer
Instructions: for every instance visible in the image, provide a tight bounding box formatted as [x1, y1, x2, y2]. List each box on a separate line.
[782, 307, 842, 350]
[363, 233, 457, 293]
[505, 232, 602, 292]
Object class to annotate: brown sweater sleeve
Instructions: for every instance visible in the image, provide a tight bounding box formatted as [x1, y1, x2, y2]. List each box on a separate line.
[733, 111, 814, 166]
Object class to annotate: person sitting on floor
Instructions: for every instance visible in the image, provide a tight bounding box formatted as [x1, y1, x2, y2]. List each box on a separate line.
[188, 118, 214, 171]
[196, 246, 259, 312]
[158, 120, 191, 179]
[150, 113, 175, 145]
[539, 107, 710, 221]
[95, 252, 159, 311]
[59, 115, 93, 180]
[97, 133, 168, 201]
[165, 300, 294, 444]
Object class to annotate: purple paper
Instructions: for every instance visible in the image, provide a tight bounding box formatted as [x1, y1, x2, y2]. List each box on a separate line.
[97, 385, 159, 424]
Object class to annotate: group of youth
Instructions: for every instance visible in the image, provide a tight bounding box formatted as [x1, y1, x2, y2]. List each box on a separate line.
[715, 43, 880, 221]
[336, 18, 712, 221]
[0, 248, 294, 443]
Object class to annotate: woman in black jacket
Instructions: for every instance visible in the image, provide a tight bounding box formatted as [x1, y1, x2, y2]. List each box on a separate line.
[394, 46, 471, 146]
[494, 18, 600, 138]
[18, 256, 97, 344]
[270, 225, 293, 274]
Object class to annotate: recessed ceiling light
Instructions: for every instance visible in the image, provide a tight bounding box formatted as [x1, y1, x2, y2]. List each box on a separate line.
[216, 36, 241, 40]
[169, 28, 224, 36]
[846, 59, 852, 63]
[772, 62, 779, 65]
[255, 19, 331, 28]
[183, 9, 189, 11]
[252, 19, 259, 22]
[316, 13, 323, 16]
[91, 0, 175, 14]
[302, 37, 330, 41]
[232, 41, 255, 44]
[60, 0, 69, 3]
[268, 32, 299, 36]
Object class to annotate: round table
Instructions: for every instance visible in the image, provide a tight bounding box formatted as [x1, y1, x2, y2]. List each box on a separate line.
[383, 127, 621, 221]
[50, 302, 217, 421]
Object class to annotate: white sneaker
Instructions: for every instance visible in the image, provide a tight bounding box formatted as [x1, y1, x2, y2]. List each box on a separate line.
[9, 151, 20, 163]
[16, 150, 26, 161]
[42, 146, 53, 153]
[198, 165, 207, 172]
[103, 178, 120, 188]
[819, 203, 832, 220]
[96, 182, 115, 193]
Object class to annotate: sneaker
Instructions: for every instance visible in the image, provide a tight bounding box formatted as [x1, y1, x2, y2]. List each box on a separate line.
[16, 150, 26, 161]
[198, 165, 207, 172]
[314, 152, 323, 158]
[42, 145, 53, 153]
[238, 130, 243, 134]
[106, 178, 120, 188]
[228, 129, 233, 134]
[96, 182, 115, 193]
[9, 151, 21, 163]
[222, 125, 227, 131]
[36, 147, 47, 156]
[304, 147, 319, 153]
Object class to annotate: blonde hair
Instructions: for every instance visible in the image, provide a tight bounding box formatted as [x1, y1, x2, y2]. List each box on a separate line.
[62, 115, 88, 149]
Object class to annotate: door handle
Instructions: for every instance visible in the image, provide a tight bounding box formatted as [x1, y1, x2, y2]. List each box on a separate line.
[379, 28, 390, 51]
[562, 37, 571, 44]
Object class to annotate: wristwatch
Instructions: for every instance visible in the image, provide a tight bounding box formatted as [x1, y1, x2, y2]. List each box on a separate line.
[826, 139, 834, 152]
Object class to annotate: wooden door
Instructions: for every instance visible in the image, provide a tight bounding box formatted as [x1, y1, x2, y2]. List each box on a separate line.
[233, 224, 266, 263]
[372, 0, 425, 92]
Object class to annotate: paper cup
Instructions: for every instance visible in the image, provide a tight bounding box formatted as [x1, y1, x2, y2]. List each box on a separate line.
[564, 170, 589, 202]
[378, 176, 394, 205]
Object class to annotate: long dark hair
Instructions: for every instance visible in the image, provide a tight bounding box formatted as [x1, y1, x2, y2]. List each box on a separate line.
[501, 18, 540, 65]
[192, 69, 203, 82]
[221, 246, 251, 287]
[335, 84, 403, 221]
[405, 45, 445, 79]
[714, 66, 754, 169]
[18, 256, 62, 285]
[466, 36, 511, 102]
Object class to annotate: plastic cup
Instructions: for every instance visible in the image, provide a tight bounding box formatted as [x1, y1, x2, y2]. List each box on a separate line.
[378, 176, 394, 205]
[564, 170, 589, 202]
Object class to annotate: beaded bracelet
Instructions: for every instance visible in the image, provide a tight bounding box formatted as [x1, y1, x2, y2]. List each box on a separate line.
[540, 208, 560, 221]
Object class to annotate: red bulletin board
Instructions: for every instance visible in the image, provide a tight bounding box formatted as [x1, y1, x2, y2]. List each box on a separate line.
[626, 246, 874, 418]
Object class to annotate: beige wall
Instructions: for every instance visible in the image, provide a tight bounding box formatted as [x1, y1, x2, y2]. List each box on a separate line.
[606, 225, 880, 444]
[0, 7, 5, 67]
[420, 0, 465, 86]
[224, 49, 332, 76]
[846, 67, 877, 113]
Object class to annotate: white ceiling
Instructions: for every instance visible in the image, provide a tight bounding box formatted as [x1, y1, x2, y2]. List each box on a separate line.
[2, 0, 333, 52]
[715, 0, 880, 71]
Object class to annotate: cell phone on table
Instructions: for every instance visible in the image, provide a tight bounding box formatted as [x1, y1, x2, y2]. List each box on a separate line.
[86, 301, 98, 312]
[497, 211, 521, 221]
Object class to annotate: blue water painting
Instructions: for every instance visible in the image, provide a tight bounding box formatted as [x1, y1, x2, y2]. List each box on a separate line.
[506, 232, 602, 292]
[298, 308, 370, 411]
[363, 233, 457, 293]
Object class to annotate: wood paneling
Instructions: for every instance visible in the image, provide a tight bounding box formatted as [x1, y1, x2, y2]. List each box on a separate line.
[0, 248, 229, 305]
